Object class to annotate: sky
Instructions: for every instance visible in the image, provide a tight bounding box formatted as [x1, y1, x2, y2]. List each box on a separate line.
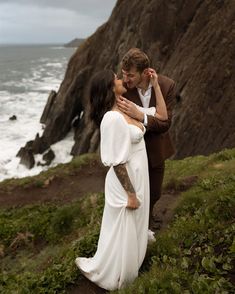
[0, 0, 117, 44]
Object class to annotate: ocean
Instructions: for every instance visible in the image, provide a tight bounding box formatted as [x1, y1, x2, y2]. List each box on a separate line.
[0, 44, 76, 182]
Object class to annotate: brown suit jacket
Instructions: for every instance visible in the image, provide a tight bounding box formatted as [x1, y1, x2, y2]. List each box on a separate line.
[123, 74, 176, 168]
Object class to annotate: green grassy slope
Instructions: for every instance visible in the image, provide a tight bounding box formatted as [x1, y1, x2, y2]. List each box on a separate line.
[116, 149, 235, 293]
[0, 149, 234, 293]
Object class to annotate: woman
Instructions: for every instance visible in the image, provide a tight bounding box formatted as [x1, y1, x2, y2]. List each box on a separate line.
[75, 69, 162, 290]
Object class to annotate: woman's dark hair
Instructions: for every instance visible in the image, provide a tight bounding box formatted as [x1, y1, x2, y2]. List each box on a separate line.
[89, 69, 116, 126]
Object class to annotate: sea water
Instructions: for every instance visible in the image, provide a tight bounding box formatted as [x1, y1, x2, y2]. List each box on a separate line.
[0, 44, 76, 182]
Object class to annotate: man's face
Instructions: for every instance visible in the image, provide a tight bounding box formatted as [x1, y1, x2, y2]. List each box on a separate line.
[121, 67, 144, 89]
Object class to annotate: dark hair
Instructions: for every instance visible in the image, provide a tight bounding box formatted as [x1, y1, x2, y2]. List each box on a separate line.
[89, 69, 116, 126]
[121, 48, 150, 73]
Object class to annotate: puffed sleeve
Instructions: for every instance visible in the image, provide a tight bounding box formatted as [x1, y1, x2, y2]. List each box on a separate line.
[100, 111, 131, 167]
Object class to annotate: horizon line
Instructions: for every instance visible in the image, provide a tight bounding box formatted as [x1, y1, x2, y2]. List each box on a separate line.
[0, 39, 85, 46]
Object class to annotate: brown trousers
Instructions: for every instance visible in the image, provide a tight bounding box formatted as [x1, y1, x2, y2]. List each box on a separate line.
[149, 162, 165, 223]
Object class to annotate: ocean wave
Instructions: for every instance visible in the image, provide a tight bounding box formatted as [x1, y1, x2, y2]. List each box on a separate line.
[45, 62, 63, 68]
[0, 44, 74, 182]
[49, 46, 65, 50]
[0, 131, 74, 182]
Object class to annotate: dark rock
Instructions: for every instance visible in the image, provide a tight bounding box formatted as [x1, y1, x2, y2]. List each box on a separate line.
[16, 141, 33, 157]
[38, 149, 55, 166]
[40, 90, 57, 125]
[9, 115, 17, 120]
[17, 0, 235, 167]
[17, 134, 50, 168]
[40, 65, 91, 147]
[88, 129, 100, 153]
[71, 115, 80, 128]
[32, 133, 50, 154]
[71, 120, 96, 156]
[42, 149, 55, 165]
[19, 148, 35, 169]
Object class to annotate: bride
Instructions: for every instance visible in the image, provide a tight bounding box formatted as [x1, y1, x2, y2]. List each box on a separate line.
[75, 69, 164, 290]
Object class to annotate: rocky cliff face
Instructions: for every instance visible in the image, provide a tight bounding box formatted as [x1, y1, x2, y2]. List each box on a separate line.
[18, 0, 235, 167]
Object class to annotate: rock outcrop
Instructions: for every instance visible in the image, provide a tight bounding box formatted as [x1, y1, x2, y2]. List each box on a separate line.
[9, 115, 17, 121]
[18, 0, 235, 167]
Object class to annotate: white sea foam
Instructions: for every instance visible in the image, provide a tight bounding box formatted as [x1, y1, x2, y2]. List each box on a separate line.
[49, 47, 65, 50]
[0, 45, 75, 182]
[0, 88, 72, 182]
[45, 62, 63, 68]
[0, 131, 74, 181]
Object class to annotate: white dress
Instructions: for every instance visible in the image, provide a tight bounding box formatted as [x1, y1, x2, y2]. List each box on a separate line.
[75, 111, 150, 290]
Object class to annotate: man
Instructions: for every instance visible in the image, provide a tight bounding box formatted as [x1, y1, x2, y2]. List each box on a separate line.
[117, 48, 176, 230]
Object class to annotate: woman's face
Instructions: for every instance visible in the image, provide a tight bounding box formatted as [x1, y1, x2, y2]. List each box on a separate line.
[113, 75, 127, 96]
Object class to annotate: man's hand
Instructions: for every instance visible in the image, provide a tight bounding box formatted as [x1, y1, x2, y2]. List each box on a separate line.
[117, 96, 144, 122]
[147, 68, 159, 89]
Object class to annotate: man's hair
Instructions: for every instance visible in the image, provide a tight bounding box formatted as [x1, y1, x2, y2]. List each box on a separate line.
[121, 48, 150, 73]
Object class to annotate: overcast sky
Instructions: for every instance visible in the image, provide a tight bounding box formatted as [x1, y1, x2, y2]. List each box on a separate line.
[0, 0, 117, 44]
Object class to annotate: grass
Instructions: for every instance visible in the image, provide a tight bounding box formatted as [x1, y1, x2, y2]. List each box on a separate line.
[115, 149, 235, 293]
[0, 153, 98, 191]
[0, 193, 104, 293]
[0, 148, 234, 293]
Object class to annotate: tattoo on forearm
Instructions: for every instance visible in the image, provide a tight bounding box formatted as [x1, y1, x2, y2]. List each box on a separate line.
[113, 164, 135, 194]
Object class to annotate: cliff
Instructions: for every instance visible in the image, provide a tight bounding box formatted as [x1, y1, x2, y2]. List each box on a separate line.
[18, 0, 235, 167]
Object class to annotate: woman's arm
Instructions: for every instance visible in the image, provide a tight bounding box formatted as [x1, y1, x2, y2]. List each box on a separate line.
[113, 164, 140, 210]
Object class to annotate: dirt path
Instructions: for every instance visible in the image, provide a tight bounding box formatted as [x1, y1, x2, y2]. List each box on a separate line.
[153, 192, 180, 230]
[0, 160, 107, 208]
[68, 276, 108, 294]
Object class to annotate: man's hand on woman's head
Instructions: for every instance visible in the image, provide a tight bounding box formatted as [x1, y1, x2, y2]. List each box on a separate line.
[147, 68, 159, 88]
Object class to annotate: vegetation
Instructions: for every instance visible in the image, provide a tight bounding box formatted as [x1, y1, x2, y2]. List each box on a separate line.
[117, 152, 235, 293]
[0, 193, 103, 293]
[0, 149, 234, 293]
[0, 153, 98, 191]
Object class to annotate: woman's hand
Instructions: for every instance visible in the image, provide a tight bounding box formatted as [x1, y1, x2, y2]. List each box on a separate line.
[126, 193, 140, 210]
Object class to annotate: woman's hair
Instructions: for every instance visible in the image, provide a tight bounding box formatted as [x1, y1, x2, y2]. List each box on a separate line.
[89, 69, 116, 126]
[121, 48, 150, 73]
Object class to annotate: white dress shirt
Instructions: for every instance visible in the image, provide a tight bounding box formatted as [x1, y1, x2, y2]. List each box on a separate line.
[135, 105, 156, 115]
[137, 83, 152, 108]
[137, 83, 153, 125]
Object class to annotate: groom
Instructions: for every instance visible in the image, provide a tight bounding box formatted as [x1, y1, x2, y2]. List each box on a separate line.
[117, 48, 176, 230]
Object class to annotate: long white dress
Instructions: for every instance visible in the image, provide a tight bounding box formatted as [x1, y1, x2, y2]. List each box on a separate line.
[75, 111, 150, 290]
